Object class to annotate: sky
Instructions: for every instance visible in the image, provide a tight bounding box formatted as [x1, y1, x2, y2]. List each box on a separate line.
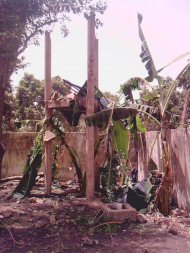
[12, 0, 190, 94]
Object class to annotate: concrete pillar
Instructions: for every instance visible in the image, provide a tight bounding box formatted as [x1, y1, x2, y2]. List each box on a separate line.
[86, 16, 96, 201]
[44, 31, 52, 195]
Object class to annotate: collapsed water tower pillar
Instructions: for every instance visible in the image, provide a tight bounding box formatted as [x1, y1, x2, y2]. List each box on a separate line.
[44, 31, 53, 195]
[94, 38, 99, 88]
[86, 15, 96, 201]
[94, 37, 100, 188]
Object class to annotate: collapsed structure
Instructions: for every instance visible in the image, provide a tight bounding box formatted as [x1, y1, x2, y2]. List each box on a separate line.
[11, 14, 190, 217]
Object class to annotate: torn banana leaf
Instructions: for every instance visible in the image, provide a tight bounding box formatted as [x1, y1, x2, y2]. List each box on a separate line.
[86, 107, 138, 127]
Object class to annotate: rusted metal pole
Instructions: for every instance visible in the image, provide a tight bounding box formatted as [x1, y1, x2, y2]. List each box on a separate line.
[86, 16, 96, 201]
[44, 31, 52, 195]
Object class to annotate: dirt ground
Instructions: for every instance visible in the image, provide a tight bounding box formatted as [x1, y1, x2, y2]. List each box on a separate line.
[0, 179, 190, 253]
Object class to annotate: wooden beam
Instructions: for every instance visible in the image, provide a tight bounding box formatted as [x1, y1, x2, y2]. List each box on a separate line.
[47, 99, 70, 109]
[44, 31, 52, 195]
[86, 16, 96, 201]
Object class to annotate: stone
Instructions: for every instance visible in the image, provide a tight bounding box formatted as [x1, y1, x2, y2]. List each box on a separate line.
[137, 213, 147, 223]
[168, 228, 178, 235]
[49, 214, 56, 225]
[35, 220, 47, 229]
[29, 197, 37, 203]
[82, 237, 99, 247]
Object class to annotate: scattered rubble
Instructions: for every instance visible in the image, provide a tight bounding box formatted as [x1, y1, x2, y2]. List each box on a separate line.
[0, 178, 190, 253]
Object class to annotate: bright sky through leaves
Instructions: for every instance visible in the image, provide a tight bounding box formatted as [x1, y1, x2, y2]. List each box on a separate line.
[12, 0, 190, 94]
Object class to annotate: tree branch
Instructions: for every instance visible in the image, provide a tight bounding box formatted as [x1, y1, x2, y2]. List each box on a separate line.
[17, 18, 58, 56]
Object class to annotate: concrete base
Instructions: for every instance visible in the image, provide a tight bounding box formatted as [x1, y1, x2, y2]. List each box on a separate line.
[104, 203, 138, 222]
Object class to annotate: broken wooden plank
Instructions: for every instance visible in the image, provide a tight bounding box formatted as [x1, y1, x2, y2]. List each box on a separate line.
[47, 99, 70, 109]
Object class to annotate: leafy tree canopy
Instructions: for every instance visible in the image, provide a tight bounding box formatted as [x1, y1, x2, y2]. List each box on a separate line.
[0, 0, 106, 138]
[15, 73, 71, 131]
[103, 91, 119, 104]
[16, 73, 44, 122]
[3, 84, 16, 131]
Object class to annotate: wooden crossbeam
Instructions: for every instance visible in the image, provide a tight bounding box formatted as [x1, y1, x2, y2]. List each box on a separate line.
[47, 99, 70, 109]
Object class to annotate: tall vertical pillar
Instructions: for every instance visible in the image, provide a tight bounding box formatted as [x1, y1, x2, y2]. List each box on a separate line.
[44, 31, 52, 195]
[94, 38, 100, 189]
[86, 16, 96, 201]
[94, 38, 99, 89]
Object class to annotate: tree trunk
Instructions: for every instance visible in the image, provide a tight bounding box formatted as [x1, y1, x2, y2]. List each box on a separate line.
[0, 57, 11, 178]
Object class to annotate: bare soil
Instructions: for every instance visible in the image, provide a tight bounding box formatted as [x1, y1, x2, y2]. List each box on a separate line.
[0, 179, 190, 253]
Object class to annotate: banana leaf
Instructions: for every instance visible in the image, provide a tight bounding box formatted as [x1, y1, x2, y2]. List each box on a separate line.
[113, 121, 129, 160]
[136, 115, 146, 133]
[86, 107, 138, 127]
[12, 131, 43, 198]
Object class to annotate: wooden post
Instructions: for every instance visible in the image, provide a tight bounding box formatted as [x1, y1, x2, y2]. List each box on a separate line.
[44, 31, 52, 195]
[86, 16, 96, 201]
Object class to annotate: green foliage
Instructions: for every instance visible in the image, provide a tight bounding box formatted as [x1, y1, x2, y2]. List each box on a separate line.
[0, 0, 106, 56]
[15, 73, 70, 130]
[140, 76, 186, 127]
[13, 129, 44, 198]
[16, 73, 44, 122]
[113, 121, 129, 160]
[0, 0, 106, 143]
[3, 84, 16, 131]
[103, 91, 119, 104]
[136, 115, 146, 133]
[23, 129, 44, 174]
[13, 118, 84, 197]
[100, 161, 120, 203]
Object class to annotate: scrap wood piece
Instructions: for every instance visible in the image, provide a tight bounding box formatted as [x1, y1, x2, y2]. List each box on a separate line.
[0, 176, 23, 183]
[47, 99, 71, 109]
[44, 130, 56, 142]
